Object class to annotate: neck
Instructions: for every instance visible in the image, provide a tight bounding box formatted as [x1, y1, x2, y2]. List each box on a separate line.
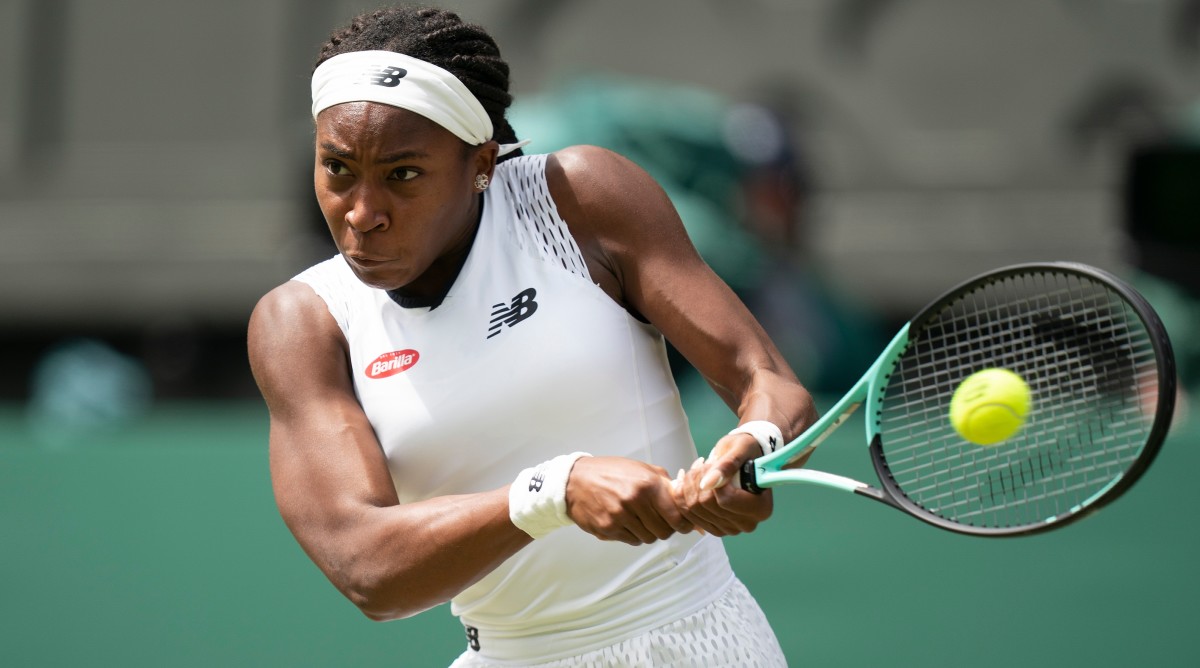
[387, 194, 484, 309]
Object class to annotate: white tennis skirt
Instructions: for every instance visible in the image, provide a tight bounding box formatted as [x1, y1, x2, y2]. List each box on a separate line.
[448, 578, 787, 667]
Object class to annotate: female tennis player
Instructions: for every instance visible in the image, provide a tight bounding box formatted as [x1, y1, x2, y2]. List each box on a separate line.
[247, 5, 815, 666]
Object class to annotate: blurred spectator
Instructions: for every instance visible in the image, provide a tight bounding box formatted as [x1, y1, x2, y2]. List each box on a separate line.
[1122, 136, 1200, 393]
[723, 100, 887, 394]
[25, 338, 152, 448]
[510, 76, 765, 297]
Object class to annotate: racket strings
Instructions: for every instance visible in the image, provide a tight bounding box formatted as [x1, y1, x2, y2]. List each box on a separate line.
[874, 270, 1161, 529]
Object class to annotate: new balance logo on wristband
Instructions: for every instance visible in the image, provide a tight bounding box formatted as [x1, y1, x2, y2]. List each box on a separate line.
[768, 435, 778, 452]
[363, 65, 406, 87]
[487, 287, 539, 339]
[528, 470, 545, 492]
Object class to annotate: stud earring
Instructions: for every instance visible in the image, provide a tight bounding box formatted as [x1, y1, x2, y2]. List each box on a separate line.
[474, 173, 490, 190]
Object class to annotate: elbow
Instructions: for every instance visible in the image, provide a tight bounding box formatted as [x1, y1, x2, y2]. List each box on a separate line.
[346, 587, 397, 622]
[355, 598, 427, 622]
[308, 532, 440, 621]
[358, 604, 401, 623]
[339, 575, 403, 622]
[337, 570, 425, 622]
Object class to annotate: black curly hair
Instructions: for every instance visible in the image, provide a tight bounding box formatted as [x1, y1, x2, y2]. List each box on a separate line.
[316, 5, 523, 160]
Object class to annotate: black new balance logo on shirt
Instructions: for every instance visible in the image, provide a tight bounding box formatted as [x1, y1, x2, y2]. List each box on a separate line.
[488, 287, 538, 339]
[363, 65, 406, 87]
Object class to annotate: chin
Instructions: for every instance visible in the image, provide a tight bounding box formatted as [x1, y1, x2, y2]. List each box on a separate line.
[345, 263, 408, 292]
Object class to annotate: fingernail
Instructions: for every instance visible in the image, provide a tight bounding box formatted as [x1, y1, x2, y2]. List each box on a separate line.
[700, 469, 725, 491]
[690, 457, 705, 471]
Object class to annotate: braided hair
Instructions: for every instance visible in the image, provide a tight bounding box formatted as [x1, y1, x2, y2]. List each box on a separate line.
[316, 5, 523, 160]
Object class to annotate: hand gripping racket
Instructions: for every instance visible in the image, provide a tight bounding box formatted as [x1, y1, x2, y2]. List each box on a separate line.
[739, 262, 1176, 536]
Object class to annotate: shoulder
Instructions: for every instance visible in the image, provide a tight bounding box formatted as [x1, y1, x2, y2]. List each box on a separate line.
[249, 281, 345, 376]
[546, 144, 626, 176]
[545, 145, 683, 246]
[540, 146, 702, 315]
[249, 280, 345, 366]
[251, 280, 329, 329]
[546, 145, 658, 209]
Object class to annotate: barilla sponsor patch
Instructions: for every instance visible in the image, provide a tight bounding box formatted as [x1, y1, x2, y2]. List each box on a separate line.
[365, 349, 419, 379]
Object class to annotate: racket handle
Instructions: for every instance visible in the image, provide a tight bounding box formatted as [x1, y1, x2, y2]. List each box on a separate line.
[739, 459, 764, 494]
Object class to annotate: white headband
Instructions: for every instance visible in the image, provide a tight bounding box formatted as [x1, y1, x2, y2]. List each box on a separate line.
[311, 50, 528, 155]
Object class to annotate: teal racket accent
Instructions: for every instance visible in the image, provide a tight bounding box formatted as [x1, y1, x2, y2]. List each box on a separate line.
[739, 262, 1176, 537]
[743, 325, 912, 493]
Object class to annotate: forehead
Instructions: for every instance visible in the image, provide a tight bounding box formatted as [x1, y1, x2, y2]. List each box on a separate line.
[316, 102, 464, 155]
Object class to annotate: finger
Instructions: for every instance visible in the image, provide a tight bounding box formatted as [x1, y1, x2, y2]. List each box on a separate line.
[700, 435, 759, 491]
[699, 467, 727, 491]
[683, 471, 770, 535]
[679, 460, 746, 534]
[618, 510, 668, 544]
[581, 521, 639, 545]
[680, 508, 729, 535]
[667, 477, 700, 534]
[676, 486, 737, 535]
[655, 476, 699, 536]
[667, 470, 703, 534]
[589, 513, 650, 545]
[605, 474, 683, 542]
[688, 455, 727, 493]
[670, 468, 685, 493]
[632, 500, 678, 542]
[682, 505, 744, 536]
[610, 529, 645, 546]
[711, 485, 773, 531]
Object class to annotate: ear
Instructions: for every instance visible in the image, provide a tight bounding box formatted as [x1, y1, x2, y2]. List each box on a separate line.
[472, 140, 500, 183]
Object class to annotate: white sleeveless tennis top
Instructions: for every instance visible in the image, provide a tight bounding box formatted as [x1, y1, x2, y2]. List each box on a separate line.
[293, 154, 733, 662]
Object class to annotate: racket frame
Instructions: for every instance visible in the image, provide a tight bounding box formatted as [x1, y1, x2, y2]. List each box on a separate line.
[739, 261, 1177, 537]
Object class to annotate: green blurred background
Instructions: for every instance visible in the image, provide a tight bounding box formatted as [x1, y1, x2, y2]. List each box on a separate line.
[2, 398, 1196, 667]
[3, 0, 1200, 665]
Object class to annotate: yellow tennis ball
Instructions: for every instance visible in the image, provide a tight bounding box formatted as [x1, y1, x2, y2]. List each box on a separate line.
[949, 368, 1031, 445]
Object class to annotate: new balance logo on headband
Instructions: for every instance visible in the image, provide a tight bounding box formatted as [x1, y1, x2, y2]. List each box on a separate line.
[363, 64, 406, 87]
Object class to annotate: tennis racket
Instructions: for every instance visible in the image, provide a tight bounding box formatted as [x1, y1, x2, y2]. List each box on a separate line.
[739, 262, 1176, 536]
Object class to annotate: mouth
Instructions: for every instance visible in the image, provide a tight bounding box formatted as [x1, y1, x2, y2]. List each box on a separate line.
[344, 253, 391, 269]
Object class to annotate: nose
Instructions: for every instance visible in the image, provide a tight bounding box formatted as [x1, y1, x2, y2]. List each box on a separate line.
[344, 182, 390, 233]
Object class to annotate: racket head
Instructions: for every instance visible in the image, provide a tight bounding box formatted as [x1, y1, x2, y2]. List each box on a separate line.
[868, 262, 1176, 536]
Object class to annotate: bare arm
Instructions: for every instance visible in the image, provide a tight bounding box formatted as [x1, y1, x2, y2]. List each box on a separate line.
[248, 281, 532, 621]
[548, 146, 818, 535]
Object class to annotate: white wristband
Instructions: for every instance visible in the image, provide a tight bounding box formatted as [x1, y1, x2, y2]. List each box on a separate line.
[508, 452, 591, 539]
[728, 420, 783, 457]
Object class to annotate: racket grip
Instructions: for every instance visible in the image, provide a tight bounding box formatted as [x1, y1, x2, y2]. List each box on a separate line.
[739, 459, 764, 494]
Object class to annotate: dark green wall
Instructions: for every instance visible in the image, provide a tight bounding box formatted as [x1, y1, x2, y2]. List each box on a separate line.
[2, 400, 1196, 667]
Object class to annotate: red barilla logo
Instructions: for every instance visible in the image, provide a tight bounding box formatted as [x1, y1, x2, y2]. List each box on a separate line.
[365, 349, 419, 379]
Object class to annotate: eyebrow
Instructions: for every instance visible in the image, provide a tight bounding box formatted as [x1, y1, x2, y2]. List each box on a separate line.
[318, 141, 430, 164]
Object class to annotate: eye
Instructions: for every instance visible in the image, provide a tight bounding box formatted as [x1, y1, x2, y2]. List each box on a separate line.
[389, 167, 420, 181]
[323, 160, 351, 177]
